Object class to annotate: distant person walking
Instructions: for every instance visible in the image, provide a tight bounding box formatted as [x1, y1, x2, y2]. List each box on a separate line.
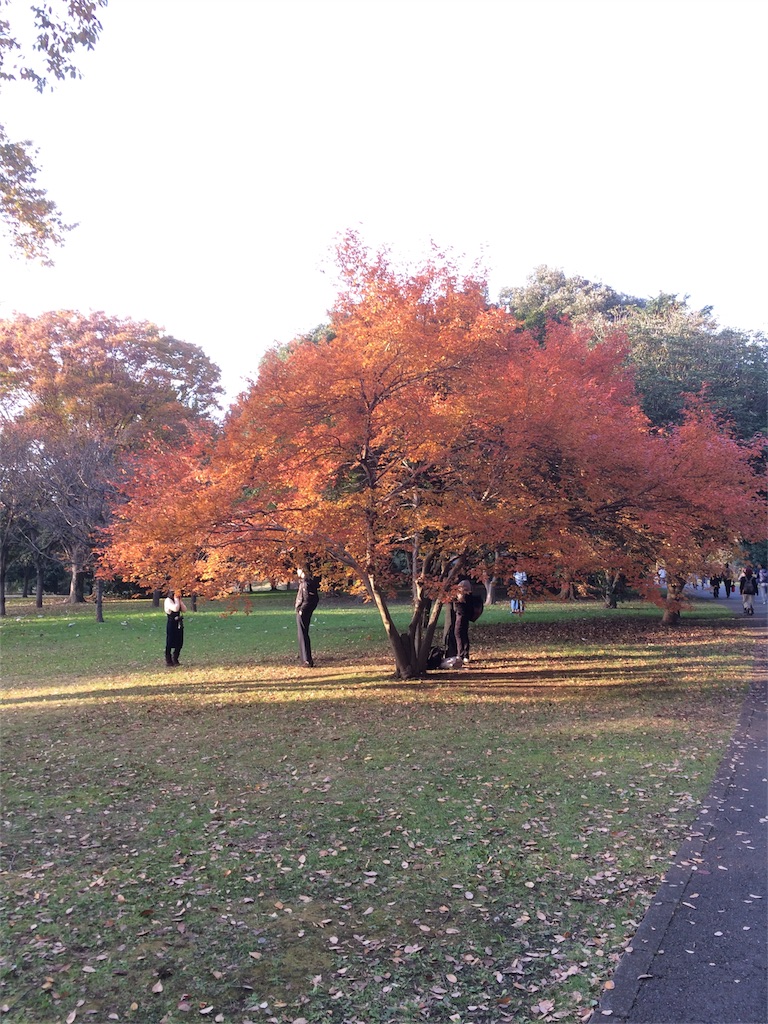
[164, 590, 187, 666]
[295, 567, 321, 667]
[758, 564, 768, 605]
[711, 574, 721, 598]
[722, 565, 733, 598]
[740, 568, 758, 615]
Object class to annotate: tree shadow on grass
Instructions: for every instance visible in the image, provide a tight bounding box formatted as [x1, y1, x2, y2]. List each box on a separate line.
[0, 659, 713, 710]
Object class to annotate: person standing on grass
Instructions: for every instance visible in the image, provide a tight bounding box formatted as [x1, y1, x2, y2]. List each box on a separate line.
[510, 569, 527, 614]
[739, 568, 758, 616]
[442, 579, 472, 662]
[723, 564, 733, 598]
[758, 564, 768, 605]
[295, 566, 321, 667]
[164, 590, 187, 666]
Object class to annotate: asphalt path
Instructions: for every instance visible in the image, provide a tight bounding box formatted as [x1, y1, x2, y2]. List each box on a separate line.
[591, 600, 767, 1024]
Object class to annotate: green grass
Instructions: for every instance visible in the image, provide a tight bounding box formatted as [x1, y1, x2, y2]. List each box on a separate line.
[0, 594, 760, 1024]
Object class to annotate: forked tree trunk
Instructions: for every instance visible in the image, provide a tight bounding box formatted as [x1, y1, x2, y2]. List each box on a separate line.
[369, 574, 442, 679]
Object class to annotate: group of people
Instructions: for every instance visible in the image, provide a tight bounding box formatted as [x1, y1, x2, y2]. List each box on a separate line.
[161, 569, 483, 670]
[709, 567, 734, 599]
[162, 559, 766, 667]
[708, 564, 767, 615]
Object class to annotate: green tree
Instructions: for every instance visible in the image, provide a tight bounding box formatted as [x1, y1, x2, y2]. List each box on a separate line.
[616, 295, 767, 438]
[499, 265, 635, 339]
[499, 267, 768, 439]
[0, 0, 107, 260]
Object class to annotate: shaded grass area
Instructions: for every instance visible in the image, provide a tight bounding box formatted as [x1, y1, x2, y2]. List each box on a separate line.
[0, 598, 760, 1024]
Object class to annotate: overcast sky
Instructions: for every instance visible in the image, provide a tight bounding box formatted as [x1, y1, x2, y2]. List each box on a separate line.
[2, 0, 767, 404]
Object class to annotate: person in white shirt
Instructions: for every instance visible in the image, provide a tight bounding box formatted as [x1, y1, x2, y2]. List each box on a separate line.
[511, 570, 527, 614]
[164, 590, 187, 666]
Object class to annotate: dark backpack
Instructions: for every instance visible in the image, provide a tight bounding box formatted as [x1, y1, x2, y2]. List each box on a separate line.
[427, 646, 445, 669]
[469, 594, 484, 621]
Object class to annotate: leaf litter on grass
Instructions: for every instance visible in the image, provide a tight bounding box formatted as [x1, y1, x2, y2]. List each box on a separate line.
[0, 615, 758, 1023]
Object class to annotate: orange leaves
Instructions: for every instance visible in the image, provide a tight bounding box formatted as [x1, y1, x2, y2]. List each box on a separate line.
[99, 237, 766, 637]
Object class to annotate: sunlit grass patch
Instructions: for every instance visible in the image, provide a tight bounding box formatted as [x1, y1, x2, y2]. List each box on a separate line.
[0, 598, 760, 1023]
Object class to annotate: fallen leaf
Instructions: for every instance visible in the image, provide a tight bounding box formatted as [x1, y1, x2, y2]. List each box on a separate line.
[152, 980, 164, 993]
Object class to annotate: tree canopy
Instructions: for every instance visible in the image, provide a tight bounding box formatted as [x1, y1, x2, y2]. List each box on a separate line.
[0, 0, 108, 261]
[0, 309, 221, 607]
[102, 235, 766, 675]
[501, 266, 768, 440]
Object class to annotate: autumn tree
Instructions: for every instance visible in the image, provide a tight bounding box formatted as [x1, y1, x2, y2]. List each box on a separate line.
[0, 310, 221, 609]
[104, 236, 765, 673]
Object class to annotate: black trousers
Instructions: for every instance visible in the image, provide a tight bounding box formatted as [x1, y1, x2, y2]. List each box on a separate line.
[443, 604, 470, 659]
[165, 614, 184, 663]
[454, 608, 470, 660]
[296, 602, 317, 666]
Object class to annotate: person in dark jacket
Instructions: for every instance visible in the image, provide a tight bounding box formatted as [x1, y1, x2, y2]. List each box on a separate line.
[739, 567, 758, 615]
[443, 579, 473, 663]
[722, 565, 733, 598]
[295, 567, 321, 667]
[164, 590, 187, 666]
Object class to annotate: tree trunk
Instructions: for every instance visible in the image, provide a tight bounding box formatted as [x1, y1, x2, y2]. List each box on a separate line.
[0, 542, 7, 618]
[603, 570, 623, 608]
[369, 583, 414, 678]
[661, 575, 686, 625]
[95, 578, 104, 623]
[35, 562, 45, 608]
[152, 589, 161, 608]
[68, 569, 86, 603]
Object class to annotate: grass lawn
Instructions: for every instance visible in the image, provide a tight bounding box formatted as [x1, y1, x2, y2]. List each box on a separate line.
[0, 594, 762, 1024]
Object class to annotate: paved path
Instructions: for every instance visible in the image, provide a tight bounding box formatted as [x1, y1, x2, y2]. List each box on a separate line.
[591, 612, 767, 1024]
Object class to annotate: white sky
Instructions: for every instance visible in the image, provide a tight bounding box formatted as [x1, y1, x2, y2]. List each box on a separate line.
[2, 0, 767, 405]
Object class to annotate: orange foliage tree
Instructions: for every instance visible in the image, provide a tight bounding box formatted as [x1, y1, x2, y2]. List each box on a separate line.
[0, 311, 222, 606]
[102, 235, 765, 675]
